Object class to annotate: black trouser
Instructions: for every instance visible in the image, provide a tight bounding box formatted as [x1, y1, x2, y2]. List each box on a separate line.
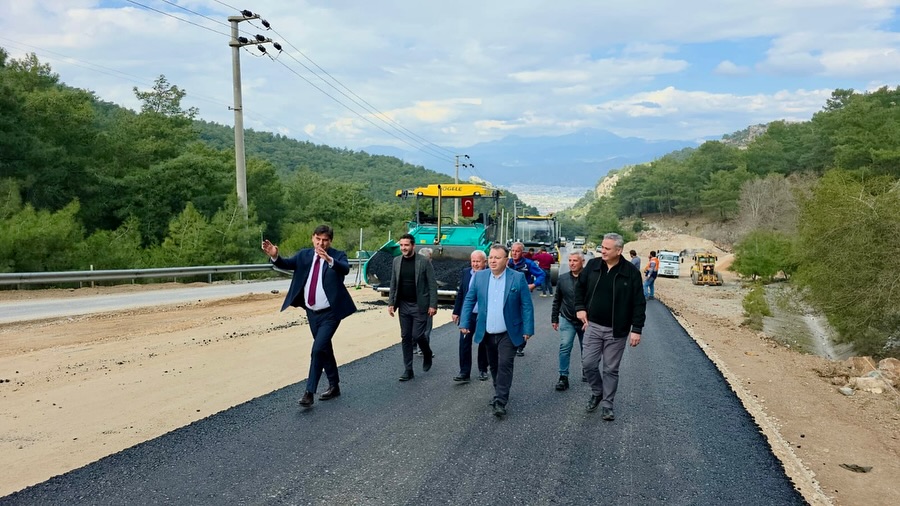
[305, 308, 341, 394]
[482, 331, 517, 405]
[398, 300, 432, 373]
[459, 314, 488, 376]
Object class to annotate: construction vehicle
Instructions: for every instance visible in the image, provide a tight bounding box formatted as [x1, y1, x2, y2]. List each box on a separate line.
[512, 214, 561, 285]
[363, 183, 502, 298]
[690, 252, 724, 286]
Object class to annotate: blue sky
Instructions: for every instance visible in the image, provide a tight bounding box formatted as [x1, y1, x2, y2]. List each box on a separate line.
[3, 0, 900, 169]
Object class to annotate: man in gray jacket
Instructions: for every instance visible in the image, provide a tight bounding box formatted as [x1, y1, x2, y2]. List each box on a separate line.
[551, 250, 586, 391]
[388, 234, 438, 381]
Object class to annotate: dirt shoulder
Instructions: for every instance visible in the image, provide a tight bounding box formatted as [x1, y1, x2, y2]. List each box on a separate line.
[1, 257, 898, 504]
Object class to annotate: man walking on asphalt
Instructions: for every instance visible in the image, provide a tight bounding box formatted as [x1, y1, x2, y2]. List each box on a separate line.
[451, 250, 490, 382]
[388, 234, 437, 381]
[533, 246, 555, 297]
[508, 241, 544, 357]
[460, 244, 534, 418]
[551, 250, 586, 391]
[262, 225, 357, 408]
[574, 233, 645, 421]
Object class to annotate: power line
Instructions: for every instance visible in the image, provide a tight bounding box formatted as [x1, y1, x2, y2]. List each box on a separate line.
[155, 0, 232, 30]
[272, 49, 453, 162]
[80, 2, 461, 166]
[271, 57, 453, 164]
[123, 0, 231, 38]
[210, 0, 241, 12]
[127, 2, 458, 164]
[269, 27, 458, 159]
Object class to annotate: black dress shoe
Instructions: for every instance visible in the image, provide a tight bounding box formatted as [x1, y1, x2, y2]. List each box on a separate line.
[453, 375, 470, 382]
[423, 354, 433, 372]
[399, 371, 414, 382]
[478, 371, 490, 381]
[555, 376, 569, 391]
[492, 401, 507, 418]
[586, 394, 601, 413]
[298, 391, 314, 407]
[319, 385, 341, 400]
[601, 406, 615, 421]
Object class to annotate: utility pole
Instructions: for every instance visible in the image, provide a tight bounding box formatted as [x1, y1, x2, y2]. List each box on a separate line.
[454, 154, 472, 223]
[228, 10, 279, 217]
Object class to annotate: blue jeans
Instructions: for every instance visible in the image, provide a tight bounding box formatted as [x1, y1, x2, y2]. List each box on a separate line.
[558, 318, 584, 377]
[541, 268, 553, 295]
[643, 275, 656, 299]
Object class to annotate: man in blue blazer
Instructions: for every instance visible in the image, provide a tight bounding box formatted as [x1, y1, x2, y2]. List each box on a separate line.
[451, 250, 489, 382]
[262, 225, 357, 408]
[460, 244, 535, 417]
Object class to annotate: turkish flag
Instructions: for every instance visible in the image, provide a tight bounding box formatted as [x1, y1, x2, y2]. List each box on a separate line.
[461, 197, 475, 217]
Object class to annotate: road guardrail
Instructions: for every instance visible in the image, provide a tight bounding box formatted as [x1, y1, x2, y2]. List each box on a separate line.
[0, 259, 365, 287]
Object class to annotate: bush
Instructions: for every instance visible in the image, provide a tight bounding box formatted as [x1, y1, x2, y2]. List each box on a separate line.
[742, 283, 771, 331]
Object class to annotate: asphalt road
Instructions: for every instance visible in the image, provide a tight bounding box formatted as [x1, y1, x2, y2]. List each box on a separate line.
[1, 293, 805, 505]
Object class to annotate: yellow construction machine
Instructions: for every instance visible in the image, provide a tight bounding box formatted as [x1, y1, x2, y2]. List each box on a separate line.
[690, 252, 724, 286]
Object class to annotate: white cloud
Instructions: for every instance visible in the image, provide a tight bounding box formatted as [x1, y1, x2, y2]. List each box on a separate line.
[2, 0, 899, 155]
[714, 60, 751, 76]
[582, 86, 834, 140]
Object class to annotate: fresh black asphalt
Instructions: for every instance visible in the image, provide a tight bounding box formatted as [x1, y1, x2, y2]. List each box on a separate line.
[2, 296, 806, 505]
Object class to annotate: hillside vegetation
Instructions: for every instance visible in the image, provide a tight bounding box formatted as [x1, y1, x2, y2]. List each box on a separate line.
[0, 49, 529, 273]
[582, 88, 900, 357]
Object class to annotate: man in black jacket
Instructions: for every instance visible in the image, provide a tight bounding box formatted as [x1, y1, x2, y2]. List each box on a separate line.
[574, 233, 646, 421]
[388, 234, 438, 381]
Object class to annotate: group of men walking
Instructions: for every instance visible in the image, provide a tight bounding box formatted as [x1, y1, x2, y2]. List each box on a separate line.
[262, 226, 647, 422]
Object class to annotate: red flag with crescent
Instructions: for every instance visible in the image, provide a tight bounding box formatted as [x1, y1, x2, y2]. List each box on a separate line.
[461, 197, 475, 217]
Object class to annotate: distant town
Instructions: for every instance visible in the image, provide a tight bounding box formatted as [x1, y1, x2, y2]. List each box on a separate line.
[505, 184, 594, 214]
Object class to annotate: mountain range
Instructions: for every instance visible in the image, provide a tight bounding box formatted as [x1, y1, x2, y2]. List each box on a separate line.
[363, 128, 698, 187]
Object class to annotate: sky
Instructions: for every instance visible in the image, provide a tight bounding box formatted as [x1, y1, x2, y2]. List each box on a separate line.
[3, 0, 900, 170]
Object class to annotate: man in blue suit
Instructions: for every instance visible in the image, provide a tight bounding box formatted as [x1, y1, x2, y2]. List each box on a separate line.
[460, 244, 535, 417]
[262, 225, 357, 408]
[451, 250, 489, 383]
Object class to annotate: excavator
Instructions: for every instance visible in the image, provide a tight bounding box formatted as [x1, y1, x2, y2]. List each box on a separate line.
[363, 183, 502, 298]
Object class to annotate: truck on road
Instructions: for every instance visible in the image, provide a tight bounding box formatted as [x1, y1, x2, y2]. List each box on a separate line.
[656, 250, 682, 278]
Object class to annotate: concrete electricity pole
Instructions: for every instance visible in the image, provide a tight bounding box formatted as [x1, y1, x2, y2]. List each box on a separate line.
[228, 10, 278, 217]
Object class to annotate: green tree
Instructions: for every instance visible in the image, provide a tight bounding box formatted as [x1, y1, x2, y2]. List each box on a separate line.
[134, 75, 198, 119]
[731, 229, 797, 280]
[75, 217, 145, 270]
[0, 201, 84, 272]
[795, 170, 900, 355]
[700, 165, 752, 220]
